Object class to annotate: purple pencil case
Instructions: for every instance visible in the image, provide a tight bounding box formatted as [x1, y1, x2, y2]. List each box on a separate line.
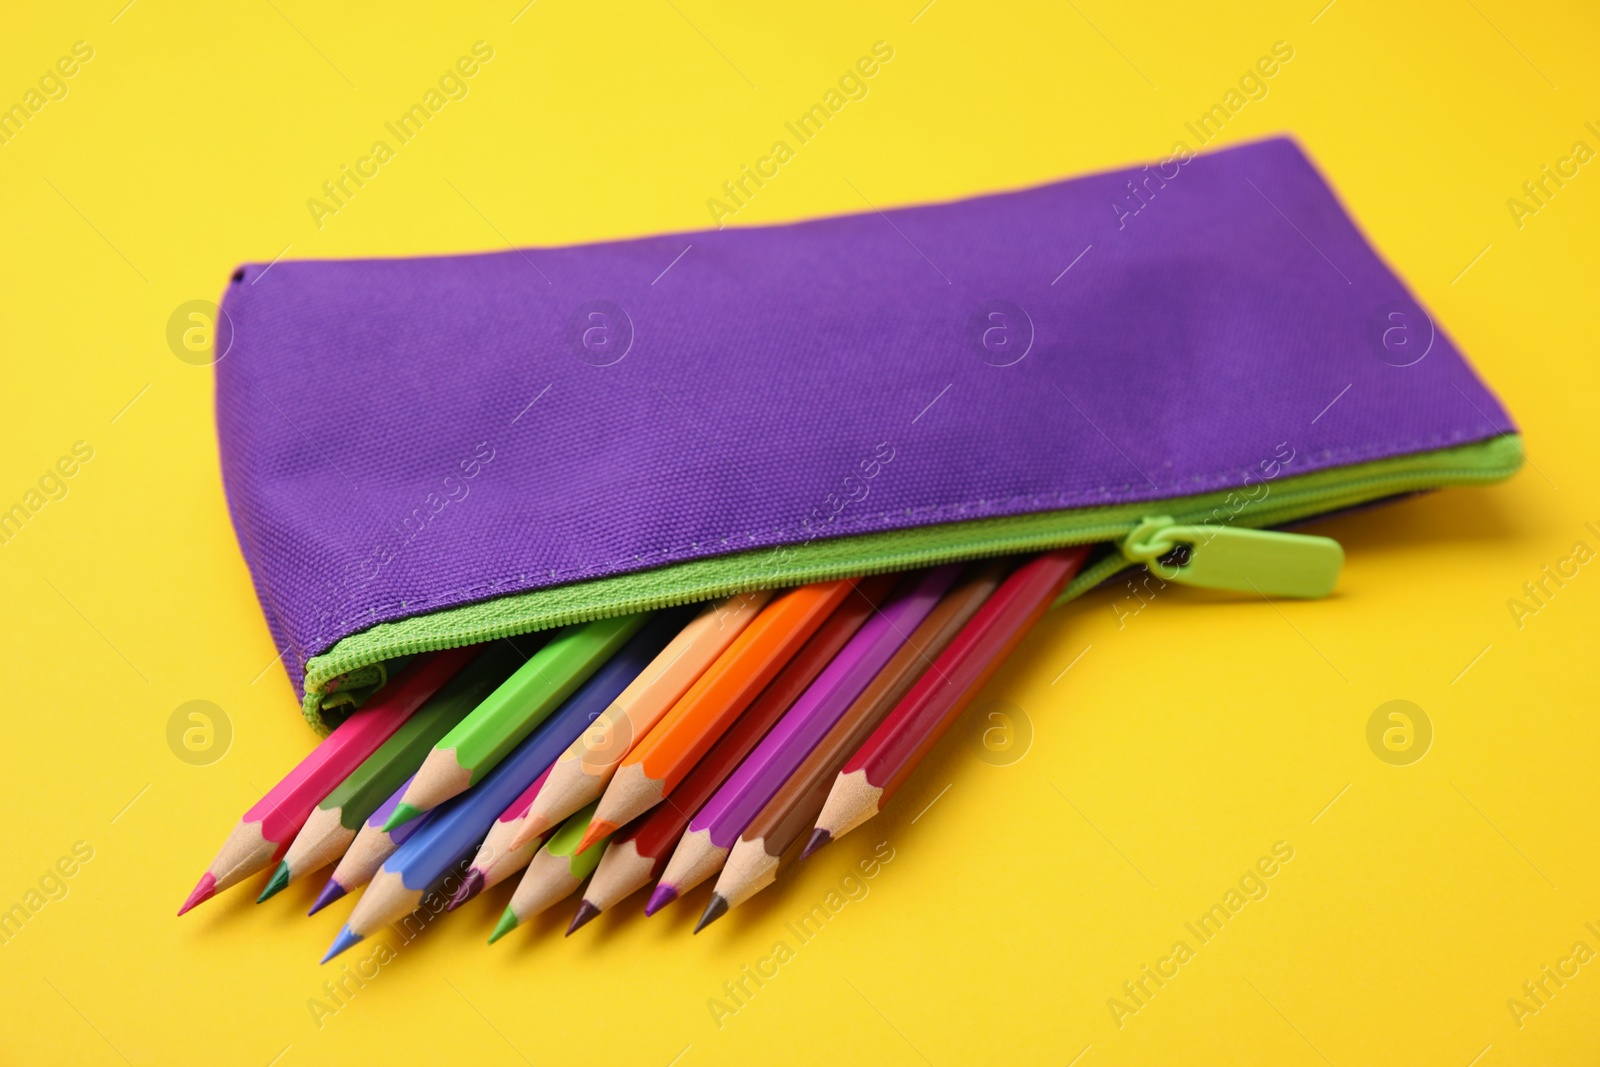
[214, 136, 1519, 729]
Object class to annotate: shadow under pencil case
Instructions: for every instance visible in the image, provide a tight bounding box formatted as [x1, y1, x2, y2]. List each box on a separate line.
[214, 136, 1520, 730]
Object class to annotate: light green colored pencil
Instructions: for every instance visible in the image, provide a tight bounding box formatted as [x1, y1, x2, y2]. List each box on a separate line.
[489, 801, 614, 943]
[388, 615, 650, 829]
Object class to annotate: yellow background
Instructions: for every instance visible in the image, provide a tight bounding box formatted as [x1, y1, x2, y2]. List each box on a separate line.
[2, 1, 1596, 1063]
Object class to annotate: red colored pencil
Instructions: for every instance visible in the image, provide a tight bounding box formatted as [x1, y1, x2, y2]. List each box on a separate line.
[177, 648, 480, 914]
[805, 547, 1089, 854]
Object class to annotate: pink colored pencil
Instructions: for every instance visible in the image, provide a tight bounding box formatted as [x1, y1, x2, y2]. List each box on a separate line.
[177, 648, 481, 914]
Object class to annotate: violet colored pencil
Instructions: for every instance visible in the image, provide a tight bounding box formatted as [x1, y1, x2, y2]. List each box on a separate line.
[309, 776, 432, 914]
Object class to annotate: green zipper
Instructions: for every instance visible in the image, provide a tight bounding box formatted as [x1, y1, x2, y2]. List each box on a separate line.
[302, 434, 1523, 729]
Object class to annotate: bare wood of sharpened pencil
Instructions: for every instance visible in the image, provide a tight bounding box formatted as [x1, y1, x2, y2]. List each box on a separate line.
[279, 806, 355, 882]
[326, 819, 401, 894]
[468, 812, 539, 892]
[450, 768, 552, 908]
[506, 848, 587, 923]
[578, 837, 657, 915]
[493, 803, 609, 941]
[196, 822, 277, 897]
[343, 867, 428, 938]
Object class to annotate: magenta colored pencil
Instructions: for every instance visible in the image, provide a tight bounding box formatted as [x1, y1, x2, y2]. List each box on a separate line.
[498, 767, 550, 828]
[648, 566, 960, 914]
[447, 767, 554, 908]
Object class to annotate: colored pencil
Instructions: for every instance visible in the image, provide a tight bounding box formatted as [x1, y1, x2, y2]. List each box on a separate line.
[577, 572, 898, 926]
[581, 580, 855, 850]
[178, 648, 479, 915]
[705, 560, 1010, 922]
[388, 613, 652, 829]
[489, 803, 610, 943]
[511, 591, 771, 846]
[806, 546, 1090, 856]
[320, 612, 691, 957]
[310, 776, 433, 914]
[445, 768, 550, 910]
[652, 568, 956, 921]
[262, 641, 525, 901]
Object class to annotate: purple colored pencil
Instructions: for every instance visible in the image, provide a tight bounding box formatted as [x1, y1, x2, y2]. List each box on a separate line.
[647, 565, 961, 917]
[309, 776, 433, 914]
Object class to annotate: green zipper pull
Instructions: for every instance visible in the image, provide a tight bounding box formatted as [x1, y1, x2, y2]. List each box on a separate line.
[1121, 516, 1343, 598]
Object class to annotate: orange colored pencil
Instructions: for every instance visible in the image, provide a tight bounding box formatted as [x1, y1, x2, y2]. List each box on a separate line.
[511, 591, 771, 846]
[580, 580, 854, 850]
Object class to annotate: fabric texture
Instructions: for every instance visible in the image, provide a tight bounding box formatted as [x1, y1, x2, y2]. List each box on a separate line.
[215, 136, 1516, 695]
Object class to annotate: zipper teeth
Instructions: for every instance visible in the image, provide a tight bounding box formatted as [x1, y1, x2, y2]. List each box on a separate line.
[305, 448, 1519, 713]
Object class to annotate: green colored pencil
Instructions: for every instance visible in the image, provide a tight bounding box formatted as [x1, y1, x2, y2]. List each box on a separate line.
[389, 615, 650, 830]
[490, 801, 613, 943]
[260, 641, 527, 901]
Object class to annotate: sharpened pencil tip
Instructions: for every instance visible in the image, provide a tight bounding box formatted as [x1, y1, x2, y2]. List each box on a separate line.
[566, 901, 601, 936]
[509, 815, 550, 850]
[694, 895, 729, 934]
[257, 862, 291, 903]
[447, 869, 485, 911]
[308, 879, 347, 916]
[575, 821, 616, 854]
[382, 803, 423, 833]
[177, 872, 216, 916]
[644, 884, 678, 916]
[322, 925, 364, 963]
[799, 828, 832, 861]
[488, 908, 518, 944]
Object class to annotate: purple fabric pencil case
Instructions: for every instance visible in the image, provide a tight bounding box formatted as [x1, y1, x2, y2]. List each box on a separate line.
[213, 136, 1519, 728]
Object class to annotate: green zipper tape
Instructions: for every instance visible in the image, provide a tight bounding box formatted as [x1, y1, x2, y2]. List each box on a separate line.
[301, 434, 1523, 729]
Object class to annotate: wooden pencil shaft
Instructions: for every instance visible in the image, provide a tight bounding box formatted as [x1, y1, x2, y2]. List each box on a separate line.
[318, 641, 525, 830]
